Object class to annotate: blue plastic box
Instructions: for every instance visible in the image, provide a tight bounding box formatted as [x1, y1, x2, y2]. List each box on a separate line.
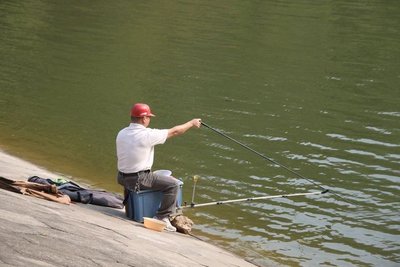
[125, 181, 183, 222]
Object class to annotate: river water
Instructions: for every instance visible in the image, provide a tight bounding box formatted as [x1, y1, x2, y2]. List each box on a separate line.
[1, 1, 399, 266]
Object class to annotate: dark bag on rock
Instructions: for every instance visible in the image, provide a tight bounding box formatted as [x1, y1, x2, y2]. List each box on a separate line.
[28, 176, 123, 209]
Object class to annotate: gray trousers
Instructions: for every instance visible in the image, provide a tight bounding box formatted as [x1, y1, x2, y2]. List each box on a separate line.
[117, 171, 179, 218]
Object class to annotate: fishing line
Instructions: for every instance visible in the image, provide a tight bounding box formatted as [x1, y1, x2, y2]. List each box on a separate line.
[201, 121, 326, 191]
[200, 121, 366, 207]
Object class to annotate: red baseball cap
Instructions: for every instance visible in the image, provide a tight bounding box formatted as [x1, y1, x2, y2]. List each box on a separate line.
[130, 103, 155, 117]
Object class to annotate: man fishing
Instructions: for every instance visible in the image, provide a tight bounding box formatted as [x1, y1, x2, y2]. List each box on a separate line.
[116, 103, 201, 232]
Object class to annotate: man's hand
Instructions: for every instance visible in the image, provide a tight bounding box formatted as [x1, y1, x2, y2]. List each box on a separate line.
[191, 119, 202, 128]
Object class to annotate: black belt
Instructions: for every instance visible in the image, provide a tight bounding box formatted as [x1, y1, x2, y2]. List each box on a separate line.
[119, 170, 150, 177]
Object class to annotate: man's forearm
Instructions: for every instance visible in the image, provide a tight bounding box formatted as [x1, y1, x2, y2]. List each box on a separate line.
[167, 119, 201, 139]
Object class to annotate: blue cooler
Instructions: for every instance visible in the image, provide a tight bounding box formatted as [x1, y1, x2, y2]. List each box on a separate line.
[125, 180, 183, 222]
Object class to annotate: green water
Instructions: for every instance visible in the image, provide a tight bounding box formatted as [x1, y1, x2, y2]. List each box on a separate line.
[1, 1, 399, 266]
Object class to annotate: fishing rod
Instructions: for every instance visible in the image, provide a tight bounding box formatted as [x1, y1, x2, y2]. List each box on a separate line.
[183, 190, 329, 208]
[201, 121, 327, 192]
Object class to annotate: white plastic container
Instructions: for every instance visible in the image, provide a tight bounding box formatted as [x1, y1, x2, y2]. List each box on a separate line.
[153, 169, 172, 176]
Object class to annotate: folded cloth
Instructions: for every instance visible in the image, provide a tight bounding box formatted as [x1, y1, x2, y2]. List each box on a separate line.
[0, 176, 71, 205]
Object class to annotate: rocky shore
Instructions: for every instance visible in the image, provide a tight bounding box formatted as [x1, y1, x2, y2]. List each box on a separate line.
[0, 150, 256, 267]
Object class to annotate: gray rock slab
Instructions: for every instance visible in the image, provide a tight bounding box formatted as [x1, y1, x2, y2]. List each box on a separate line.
[0, 150, 260, 266]
[0, 189, 256, 267]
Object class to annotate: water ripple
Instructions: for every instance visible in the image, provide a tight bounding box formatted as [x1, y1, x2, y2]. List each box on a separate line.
[368, 174, 400, 183]
[327, 133, 400, 147]
[365, 126, 392, 135]
[206, 142, 234, 151]
[345, 149, 387, 160]
[243, 134, 287, 142]
[378, 111, 400, 117]
[300, 141, 337, 151]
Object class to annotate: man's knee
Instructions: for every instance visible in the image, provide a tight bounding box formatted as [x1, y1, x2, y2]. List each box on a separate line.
[166, 180, 179, 193]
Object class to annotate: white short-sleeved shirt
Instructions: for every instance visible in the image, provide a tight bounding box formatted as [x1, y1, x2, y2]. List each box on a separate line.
[116, 123, 168, 173]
